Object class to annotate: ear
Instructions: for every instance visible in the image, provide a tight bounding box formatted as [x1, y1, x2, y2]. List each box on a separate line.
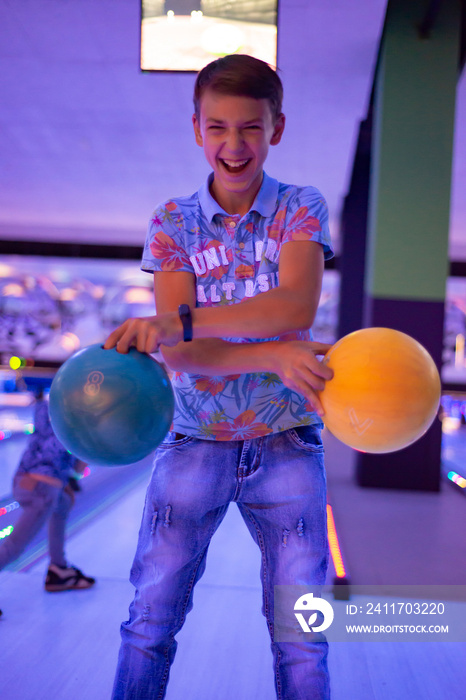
[270, 113, 285, 146]
[192, 114, 203, 147]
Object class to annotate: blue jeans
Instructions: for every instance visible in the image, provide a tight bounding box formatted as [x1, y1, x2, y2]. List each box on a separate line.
[0, 475, 71, 570]
[112, 424, 330, 700]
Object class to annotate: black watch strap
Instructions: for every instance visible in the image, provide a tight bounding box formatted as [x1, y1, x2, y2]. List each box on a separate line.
[178, 304, 193, 342]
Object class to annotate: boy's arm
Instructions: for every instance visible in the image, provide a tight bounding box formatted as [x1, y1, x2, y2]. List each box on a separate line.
[192, 239, 324, 338]
[104, 241, 333, 413]
[105, 240, 325, 349]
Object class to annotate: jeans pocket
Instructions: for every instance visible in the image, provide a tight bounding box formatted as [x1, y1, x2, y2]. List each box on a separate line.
[288, 423, 325, 452]
[158, 431, 195, 450]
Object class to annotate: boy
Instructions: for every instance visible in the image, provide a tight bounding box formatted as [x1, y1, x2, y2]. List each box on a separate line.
[105, 54, 334, 699]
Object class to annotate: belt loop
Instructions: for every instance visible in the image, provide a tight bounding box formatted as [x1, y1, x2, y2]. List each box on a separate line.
[239, 439, 251, 471]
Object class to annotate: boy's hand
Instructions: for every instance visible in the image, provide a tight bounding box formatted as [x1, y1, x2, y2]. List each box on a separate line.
[272, 341, 334, 416]
[103, 313, 183, 354]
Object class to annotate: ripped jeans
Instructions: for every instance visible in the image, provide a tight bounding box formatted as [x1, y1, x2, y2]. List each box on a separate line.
[112, 424, 330, 700]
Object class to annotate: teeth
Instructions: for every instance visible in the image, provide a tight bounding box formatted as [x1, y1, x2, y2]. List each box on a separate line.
[223, 159, 248, 167]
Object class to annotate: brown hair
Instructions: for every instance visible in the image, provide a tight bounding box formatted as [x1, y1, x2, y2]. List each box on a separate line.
[193, 54, 283, 122]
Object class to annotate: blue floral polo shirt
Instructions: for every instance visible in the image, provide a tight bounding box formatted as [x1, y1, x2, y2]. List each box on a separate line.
[141, 171, 333, 441]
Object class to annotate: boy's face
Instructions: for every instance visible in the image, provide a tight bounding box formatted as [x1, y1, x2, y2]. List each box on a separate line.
[192, 89, 285, 212]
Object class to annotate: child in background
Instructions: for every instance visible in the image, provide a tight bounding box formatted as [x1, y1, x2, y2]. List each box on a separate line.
[0, 388, 95, 615]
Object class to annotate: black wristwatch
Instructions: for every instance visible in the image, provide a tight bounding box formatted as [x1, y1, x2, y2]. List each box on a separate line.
[178, 304, 193, 342]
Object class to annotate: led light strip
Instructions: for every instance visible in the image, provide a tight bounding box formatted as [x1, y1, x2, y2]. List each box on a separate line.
[326, 504, 347, 579]
[447, 470, 466, 489]
[0, 501, 20, 517]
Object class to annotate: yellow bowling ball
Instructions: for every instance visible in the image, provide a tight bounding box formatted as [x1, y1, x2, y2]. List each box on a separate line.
[318, 327, 441, 453]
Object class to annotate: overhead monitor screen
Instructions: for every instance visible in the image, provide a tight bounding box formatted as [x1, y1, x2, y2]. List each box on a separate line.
[140, 1, 278, 72]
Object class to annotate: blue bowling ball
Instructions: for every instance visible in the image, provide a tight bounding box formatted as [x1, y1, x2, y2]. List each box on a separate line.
[49, 344, 174, 466]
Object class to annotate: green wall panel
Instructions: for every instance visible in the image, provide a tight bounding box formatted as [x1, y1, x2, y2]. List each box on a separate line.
[366, 0, 461, 301]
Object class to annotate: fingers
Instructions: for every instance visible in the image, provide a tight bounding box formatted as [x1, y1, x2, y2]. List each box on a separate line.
[103, 315, 179, 355]
[279, 357, 324, 405]
[114, 328, 135, 354]
[307, 392, 325, 417]
[309, 342, 333, 357]
[103, 325, 125, 350]
[133, 323, 149, 354]
[310, 355, 334, 381]
[321, 356, 334, 379]
[103, 318, 160, 355]
[277, 342, 334, 415]
[145, 325, 162, 354]
[291, 378, 326, 416]
[103, 319, 140, 353]
[298, 346, 333, 381]
[117, 323, 151, 354]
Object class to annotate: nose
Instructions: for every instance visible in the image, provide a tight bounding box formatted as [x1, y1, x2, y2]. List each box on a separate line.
[225, 127, 244, 152]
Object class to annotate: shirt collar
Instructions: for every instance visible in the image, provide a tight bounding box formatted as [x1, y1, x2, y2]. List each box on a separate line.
[198, 171, 279, 222]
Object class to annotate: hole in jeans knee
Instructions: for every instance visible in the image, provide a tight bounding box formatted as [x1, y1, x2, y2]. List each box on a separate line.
[297, 517, 304, 537]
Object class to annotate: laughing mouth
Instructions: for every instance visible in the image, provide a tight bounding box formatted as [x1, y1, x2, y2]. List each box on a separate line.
[220, 158, 251, 173]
